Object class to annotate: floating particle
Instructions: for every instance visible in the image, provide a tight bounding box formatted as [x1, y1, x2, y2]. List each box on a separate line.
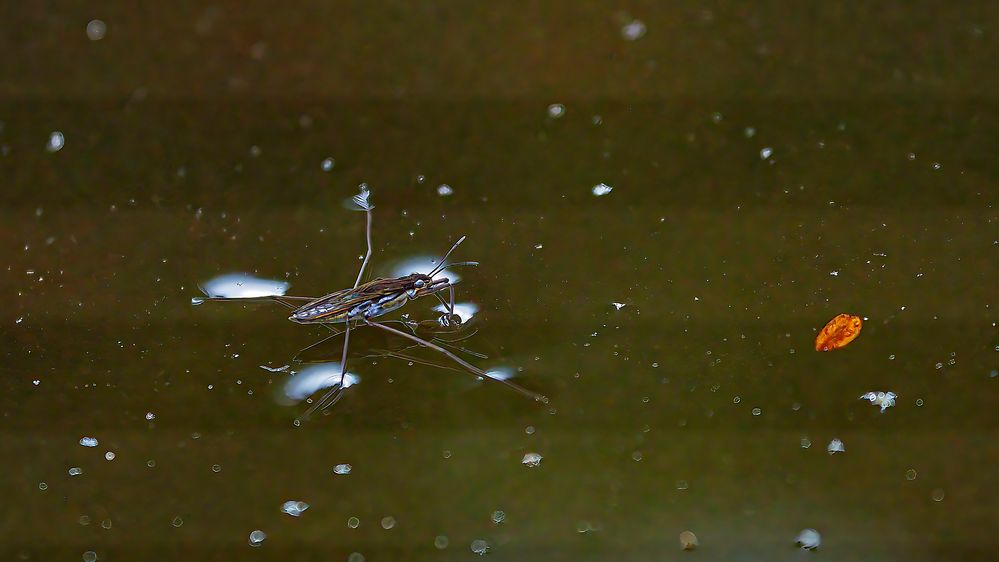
[796, 528, 821, 550]
[79, 437, 98, 447]
[381, 516, 396, 529]
[906, 468, 918, 481]
[39, 482, 48, 491]
[859, 391, 897, 413]
[83, 551, 98, 562]
[281, 501, 310, 517]
[434, 535, 449, 549]
[932, 489, 945, 502]
[814, 314, 863, 351]
[760, 147, 773, 159]
[104, 452, 115, 461]
[675, 480, 689, 491]
[248, 530, 266, 547]
[612, 302, 627, 310]
[145, 412, 156, 420]
[333, 463, 352, 475]
[621, 19, 646, 40]
[69, 467, 83, 476]
[591, 183, 613, 196]
[211, 464, 222, 473]
[470, 539, 491, 555]
[86, 20, 106, 40]
[547, 103, 565, 118]
[491, 510, 506, 524]
[46, 131, 65, 152]
[321, 157, 335, 172]
[827, 438, 845, 454]
[679, 530, 699, 550]
[800, 437, 811, 449]
[347, 516, 360, 529]
[521, 452, 543, 467]
[171, 516, 183, 527]
[347, 553, 365, 562]
[436, 184, 454, 197]
[101, 519, 111, 529]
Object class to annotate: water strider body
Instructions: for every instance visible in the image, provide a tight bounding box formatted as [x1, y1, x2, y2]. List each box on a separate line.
[195, 187, 548, 418]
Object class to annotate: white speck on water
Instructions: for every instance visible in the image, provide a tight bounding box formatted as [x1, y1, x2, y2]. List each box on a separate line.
[86, 19, 106, 40]
[827, 438, 845, 454]
[751, 407, 762, 416]
[470, 539, 491, 556]
[434, 535, 449, 549]
[631, 450, 643, 461]
[796, 528, 821, 550]
[612, 302, 627, 310]
[829, 270, 839, 276]
[83, 551, 98, 562]
[436, 184, 454, 197]
[38, 482, 48, 491]
[333, 463, 352, 475]
[171, 516, 183, 527]
[16, 317, 24, 324]
[521, 452, 543, 467]
[68, 467, 83, 476]
[860, 391, 897, 412]
[906, 468, 918, 480]
[621, 19, 646, 40]
[525, 425, 535, 435]
[145, 412, 156, 420]
[591, 183, 613, 196]
[347, 516, 360, 529]
[800, 437, 811, 449]
[248, 530, 266, 547]
[491, 510, 506, 524]
[79, 437, 98, 447]
[380, 516, 396, 529]
[33, 379, 40, 385]
[281, 501, 310, 517]
[212, 464, 222, 473]
[101, 519, 111, 529]
[675, 480, 689, 490]
[347, 553, 364, 562]
[932, 489, 945, 501]
[547, 103, 565, 118]
[104, 452, 115, 461]
[46, 131, 65, 152]
[321, 157, 335, 171]
[760, 147, 773, 159]
[744, 126, 756, 138]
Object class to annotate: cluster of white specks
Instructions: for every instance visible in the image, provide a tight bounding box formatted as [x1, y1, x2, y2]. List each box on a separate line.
[860, 391, 897, 413]
[470, 539, 490, 555]
[521, 452, 543, 467]
[281, 501, 310, 517]
[79, 437, 98, 447]
[827, 438, 845, 455]
[248, 530, 266, 547]
[547, 103, 565, 118]
[621, 19, 646, 40]
[46, 131, 65, 153]
[86, 19, 107, 40]
[321, 157, 335, 171]
[796, 528, 821, 550]
[333, 463, 352, 475]
[436, 184, 454, 197]
[591, 183, 613, 196]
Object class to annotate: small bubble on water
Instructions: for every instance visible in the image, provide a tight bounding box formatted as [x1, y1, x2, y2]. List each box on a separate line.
[171, 516, 183, 528]
[146, 460, 156, 468]
[621, 19, 646, 40]
[248, 530, 266, 547]
[145, 412, 156, 420]
[733, 396, 741, 404]
[104, 452, 115, 461]
[321, 157, 335, 172]
[470, 539, 491, 556]
[800, 438, 811, 449]
[82, 551, 98, 562]
[760, 147, 773, 159]
[86, 19, 106, 40]
[521, 452, 543, 467]
[751, 407, 762, 416]
[79, 515, 91, 526]
[347, 553, 365, 562]
[436, 184, 453, 197]
[212, 464, 222, 473]
[434, 535, 449, 549]
[46, 131, 65, 152]
[381, 516, 396, 529]
[676, 479, 689, 490]
[932, 489, 945, 502]
[631, 450, 643, 461]
[281, 501, 310, 517]
[827, 438, 845, 454]
[333, 463, 352, 475]
[38, 482, 48, 491]
[915, 398, 924, 406]
[491, 510, 506, 524]
[547, 103, 565, 118]
[525, 425, 535, 435]
[906, 468, 918, 480]
[79, 437, 98, 447]
[591, 183, 613, 196]
[442, 450, 452, 459]
[69, 467, 83, 476]
[347, 516, 360, 529]
[744, 126, 756, 138]
[101, 519, 112, 529]
[796, 528, 821, 550]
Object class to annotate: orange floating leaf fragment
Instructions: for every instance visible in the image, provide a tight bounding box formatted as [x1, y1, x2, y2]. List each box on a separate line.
[814, 313, 863, 351]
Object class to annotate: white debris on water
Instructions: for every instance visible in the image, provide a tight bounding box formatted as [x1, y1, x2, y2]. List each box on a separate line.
[436, 184, 454, 197]
[248, 530, 267, 547]
[827, 438, 845, 454]
[521, 452, 543, 467]
[46, 131, 65, 152]
[547, 104, 565, 118]
[281, 501, 310, 517]
[145, 412, 156, 420]
[760, 147, 774, 159]
[79, 437, 98, 447]
[197, 273, 289, 299]
[68, 467, 83, 476]
[591, 183, 613, 196]
[860, 391, 897, 413]
[470, 539, 491, 555]
[259, 364, 290, 373]
[333, 463, 352, 475]
[86, 20, 107, 40]
[612, 302, 627, 310]
[321, 157, 335, 171]
[621, 19, 646, 40]
[796, 528, 821, 550]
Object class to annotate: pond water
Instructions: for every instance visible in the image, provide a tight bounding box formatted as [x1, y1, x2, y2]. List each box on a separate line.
[2, 3, 997, 561]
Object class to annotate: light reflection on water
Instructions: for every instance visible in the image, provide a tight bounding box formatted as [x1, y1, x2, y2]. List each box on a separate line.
[277, 362, 360, 406]
[198, 273, 290, 298]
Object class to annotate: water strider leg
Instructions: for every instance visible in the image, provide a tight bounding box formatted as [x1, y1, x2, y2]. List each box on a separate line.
[353, 204, 373, 289]
[364, 319, 548, 404]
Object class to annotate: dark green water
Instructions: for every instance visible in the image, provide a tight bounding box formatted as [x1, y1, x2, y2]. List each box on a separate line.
[2, 3, 997, 561]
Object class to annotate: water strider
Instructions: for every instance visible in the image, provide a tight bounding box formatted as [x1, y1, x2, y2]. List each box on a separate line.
[195, 187, 548, 418]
